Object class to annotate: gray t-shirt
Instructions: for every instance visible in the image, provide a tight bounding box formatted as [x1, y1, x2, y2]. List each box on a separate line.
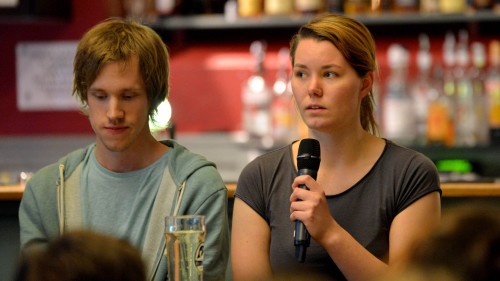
[81, 148, 170, 251]
[235, 140, 441, 280]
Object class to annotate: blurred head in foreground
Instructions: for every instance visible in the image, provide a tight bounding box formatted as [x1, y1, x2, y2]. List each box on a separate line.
[15, 230, 146, 281]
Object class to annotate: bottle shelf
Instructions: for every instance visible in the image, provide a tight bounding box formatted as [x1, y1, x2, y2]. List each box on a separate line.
[147, 10, 500, 31]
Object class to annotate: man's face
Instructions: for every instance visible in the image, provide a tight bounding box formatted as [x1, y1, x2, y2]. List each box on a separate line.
[86, 56, 150, 153]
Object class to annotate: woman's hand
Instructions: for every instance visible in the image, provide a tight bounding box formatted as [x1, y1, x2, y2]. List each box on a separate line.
[290, 175, 337, 246]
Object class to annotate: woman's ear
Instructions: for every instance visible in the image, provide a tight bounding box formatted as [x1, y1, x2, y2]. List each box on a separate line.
[360, 71, 374, 99]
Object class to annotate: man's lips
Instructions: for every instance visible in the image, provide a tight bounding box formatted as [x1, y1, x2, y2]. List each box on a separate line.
[104, 126, 128, 133]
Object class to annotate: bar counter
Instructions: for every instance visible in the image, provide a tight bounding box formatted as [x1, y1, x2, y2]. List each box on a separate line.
[3, 182, 500, 201]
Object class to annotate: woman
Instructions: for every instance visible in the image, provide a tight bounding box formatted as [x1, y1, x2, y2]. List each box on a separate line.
[231, 14, 441, 281]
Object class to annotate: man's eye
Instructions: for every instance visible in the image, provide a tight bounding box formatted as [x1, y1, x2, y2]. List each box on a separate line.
[91, 92, 106, 99]
[122, 94, 136, 100]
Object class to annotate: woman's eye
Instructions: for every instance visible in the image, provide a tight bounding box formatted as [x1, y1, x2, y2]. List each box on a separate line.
[294, 71, 305, 78]
[324, 72, 336, 78]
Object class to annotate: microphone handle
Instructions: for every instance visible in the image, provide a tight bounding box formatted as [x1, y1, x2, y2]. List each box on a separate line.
[294, 183, 310, 263]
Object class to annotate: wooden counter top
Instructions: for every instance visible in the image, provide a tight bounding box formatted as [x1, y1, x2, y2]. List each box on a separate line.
[0, 184, 25, 201]
[2, 182, 500, 201]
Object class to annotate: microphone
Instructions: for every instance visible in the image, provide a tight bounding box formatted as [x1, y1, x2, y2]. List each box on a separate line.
[294, 138, 321, 263]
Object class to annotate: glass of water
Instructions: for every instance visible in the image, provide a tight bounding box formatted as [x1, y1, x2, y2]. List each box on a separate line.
[165, 215, 206, 281]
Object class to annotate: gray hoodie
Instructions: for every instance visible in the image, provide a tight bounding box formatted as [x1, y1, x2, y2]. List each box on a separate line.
[19, 140, 229, 281]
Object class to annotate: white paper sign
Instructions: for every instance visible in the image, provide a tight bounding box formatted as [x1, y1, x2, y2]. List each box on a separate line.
[16, 41, 80, 111]
[0, 0, 19, 7]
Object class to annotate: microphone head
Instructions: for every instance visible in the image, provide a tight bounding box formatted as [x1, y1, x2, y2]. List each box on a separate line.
[297, 138, 321, 171]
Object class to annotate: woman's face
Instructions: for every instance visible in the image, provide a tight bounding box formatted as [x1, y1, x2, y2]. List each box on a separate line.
[291, 38, 371, 134]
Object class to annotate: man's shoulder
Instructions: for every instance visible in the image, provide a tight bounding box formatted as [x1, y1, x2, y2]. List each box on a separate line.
[27, 145, 92, 189]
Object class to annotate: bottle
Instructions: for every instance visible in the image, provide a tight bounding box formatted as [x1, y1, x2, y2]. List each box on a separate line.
[343, 0, 372, 14]
[439, 0, 467, 13]
[238, 0, 263, 17]
[469, 42, 490, 146]
[265, 0, 294, 15]
[156, 0, 178, 16]
[441, 31, 457, 146]
[382, 44, 416, 146]
[486, 40, 500, 145]
[420, 0, 440, 13]
[327, 0, 344, 12]
[410, 34, 436, 146]
[271, 48, 298, 146]
[390, 0, 419, 13]
[295, 0, 325, 14]
[471, 0, 495, 10]
[241, 40, 273, 148]
[454, 30, 476, 147]
[427, 64, 454, 146]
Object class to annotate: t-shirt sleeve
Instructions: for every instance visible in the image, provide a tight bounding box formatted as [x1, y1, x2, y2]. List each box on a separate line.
[235, 156, 269, 221]
[395, 151, 442, 213]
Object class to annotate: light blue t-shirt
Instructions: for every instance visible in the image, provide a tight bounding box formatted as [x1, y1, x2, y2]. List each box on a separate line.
[81, 147, 170, 250]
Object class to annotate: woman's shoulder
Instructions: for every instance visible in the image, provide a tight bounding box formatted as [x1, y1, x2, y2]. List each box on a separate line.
[381, 140, 438, 174]
[245, 144, 293, 169]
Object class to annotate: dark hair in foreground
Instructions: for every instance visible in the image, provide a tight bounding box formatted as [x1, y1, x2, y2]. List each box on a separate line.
[406, 204, 500, 281]
[15, 230, 146, 281]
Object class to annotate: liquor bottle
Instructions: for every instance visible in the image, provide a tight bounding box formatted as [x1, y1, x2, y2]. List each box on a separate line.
[439, 0, 467, 13]
[265, 0, 294, 15]
[427, 64, 454, 146]
[295, 0, 325, 14]
[271, 47, 298, 146]
[390, 0, 419, 12]
[343, 0, 373, 14]
[382, 44, 416, 146]
[441, 31, 457, 146]
[471, 0, 495, 10]
[454, 30, 476, 147]
[420, 0, 440, 13]
[241, 40, 273, 148]
[238, 0, 263, 17]
[486, 40, 500, 145]
[469, 42, 490, 146]
[410, 34, 436, 145]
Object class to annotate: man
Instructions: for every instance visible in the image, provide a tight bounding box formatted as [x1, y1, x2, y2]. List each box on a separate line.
[19, 18, 229, 281]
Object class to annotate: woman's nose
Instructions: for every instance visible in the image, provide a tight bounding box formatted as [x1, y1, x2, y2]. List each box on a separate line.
[308, 75, 323, 97]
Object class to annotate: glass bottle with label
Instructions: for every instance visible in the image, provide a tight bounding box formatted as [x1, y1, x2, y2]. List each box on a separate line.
[486, 40, 500, 145]
[454, 30, 476, 147]
[427, 64, 454, 146]
[265, 0, 294, 15]
[271, 47, 298, 146]
[410, 34, 436, 146]
[469, 42, 490, 146]
[343, 0, 372, 14]
[295, 0, 325, 14]
[440, 31, 457, 146]
[242, 40, 273, 148]
[439, 0, 467, 13]
[238, 0, 263, 17]
[382, 44, 416, 146]
[390, 0, 419, 12]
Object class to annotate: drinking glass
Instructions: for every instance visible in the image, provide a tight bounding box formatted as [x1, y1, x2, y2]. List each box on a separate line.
[165, 215, 206, 281]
